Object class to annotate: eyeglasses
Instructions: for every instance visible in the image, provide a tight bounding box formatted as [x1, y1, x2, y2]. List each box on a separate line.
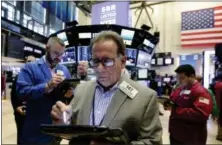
[89, 57, 121, 67]
[50, 50, 64, 57]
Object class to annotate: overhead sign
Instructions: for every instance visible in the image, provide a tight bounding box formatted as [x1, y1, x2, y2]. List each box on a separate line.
[1, 20, 21, 33]
[21, 37, 46, 49]
[92, 2, 131, 26]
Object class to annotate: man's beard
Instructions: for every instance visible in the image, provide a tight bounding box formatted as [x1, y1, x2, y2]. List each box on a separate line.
[46, 53, 59, 68]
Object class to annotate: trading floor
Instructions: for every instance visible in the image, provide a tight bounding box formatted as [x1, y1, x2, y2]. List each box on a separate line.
[2, 99, 221, 144]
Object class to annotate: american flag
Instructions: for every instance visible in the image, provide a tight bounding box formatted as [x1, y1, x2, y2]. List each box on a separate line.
[181, 6, 222, 48]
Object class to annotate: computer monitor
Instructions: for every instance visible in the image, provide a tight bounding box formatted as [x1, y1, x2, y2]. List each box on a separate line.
[126, 48, 137, 66]
[137, 80, 148, 87]
[136, 50, 152, 68]
[77, 46, 90, 62]
[164, 58, 173, 65]
[163, 77, 171, 83]
[121, 29, 135, 46]
[143, 39, 155, 49]
[61, 47, 76, 63]
[138, 69, 148, 79]
[157, 58, 164, 66]
[151, 58, 156, 65]
[78, 33, 92, 39]
[57, 32, 69, 46]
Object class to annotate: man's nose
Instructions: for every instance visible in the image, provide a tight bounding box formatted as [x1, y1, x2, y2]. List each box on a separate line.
[97, 63, 105, 70]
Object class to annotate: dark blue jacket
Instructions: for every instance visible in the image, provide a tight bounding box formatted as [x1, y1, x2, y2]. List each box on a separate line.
[16, 57, 71, 144]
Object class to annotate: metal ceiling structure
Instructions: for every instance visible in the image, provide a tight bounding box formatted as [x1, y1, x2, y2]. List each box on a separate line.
[74, 1, 173, 16]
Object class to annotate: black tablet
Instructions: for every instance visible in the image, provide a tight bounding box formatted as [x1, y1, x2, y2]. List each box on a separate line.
[40, 124, 129, 144]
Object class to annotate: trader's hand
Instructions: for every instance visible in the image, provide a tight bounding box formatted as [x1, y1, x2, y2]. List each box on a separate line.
[16, 106, 26, 115]
[64, 88, 74, 98]
[212, 116, 218, 121]
[51, 101, 72, 124]
[164, 105, 172, 111]
[163, 101, 173, 111]
[48, 74, 65, 89]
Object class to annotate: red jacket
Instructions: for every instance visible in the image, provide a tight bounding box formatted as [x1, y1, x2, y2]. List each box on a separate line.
[169, 81, 213, 145]
[215, 81, 222, 125]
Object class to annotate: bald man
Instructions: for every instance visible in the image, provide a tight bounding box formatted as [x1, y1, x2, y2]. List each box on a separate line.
[16, 37, 71, 144]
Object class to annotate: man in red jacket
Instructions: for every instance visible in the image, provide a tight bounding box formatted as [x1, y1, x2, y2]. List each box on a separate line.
[164, 64, 213, 145]
[215, 74, 222, 141]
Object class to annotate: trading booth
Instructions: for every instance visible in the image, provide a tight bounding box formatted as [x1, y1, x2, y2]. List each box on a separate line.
[50, 24, 159, 81]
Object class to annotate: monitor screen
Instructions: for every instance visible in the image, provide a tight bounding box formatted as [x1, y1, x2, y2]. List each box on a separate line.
[137, 81, 148, 86]
[151, 58, 156, 65]
[136, 50, 152, 68]
[163, 77, 171, 82]
[61, 47, 76, 63]
[121, 29, 135, 45]
[78, 46, 91, 61]
[143, 39, 155, 48]
[88, 75, 97, 81]
[157, 58, 163, 65]
[92, 33, 98, 38]
[138, 69, 148, 79]
[57, 32, 69, 46]
[165, 58, 172, 65]
[126, 48, 137, 66]
[79, 33, 92, 39]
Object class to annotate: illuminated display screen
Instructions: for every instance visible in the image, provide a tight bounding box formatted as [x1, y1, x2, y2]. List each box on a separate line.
[79, 33, 92, 39]
[57, 32, 69, 46]
[78, 46, 91, 61]
[138, 69, 148, 79]
[136, 50, 151, 68]
[165, 58, 172, 64]
[121, 29, 135, 45]
[61, 47, 76, 62]
[126, 48, 137, 66]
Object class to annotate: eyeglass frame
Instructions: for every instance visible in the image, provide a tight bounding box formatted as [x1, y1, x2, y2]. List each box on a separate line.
[89, 54, 124, 68]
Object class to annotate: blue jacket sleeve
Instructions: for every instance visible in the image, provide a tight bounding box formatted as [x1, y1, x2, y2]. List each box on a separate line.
[16, 64, 47, 100]
[63, 66, 71, 79]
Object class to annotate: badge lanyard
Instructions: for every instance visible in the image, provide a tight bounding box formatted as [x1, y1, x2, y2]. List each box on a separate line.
[92, 95, 105, 126]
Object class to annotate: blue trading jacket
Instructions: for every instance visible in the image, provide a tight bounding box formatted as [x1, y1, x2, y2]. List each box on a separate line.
[16, 57, 71, 144]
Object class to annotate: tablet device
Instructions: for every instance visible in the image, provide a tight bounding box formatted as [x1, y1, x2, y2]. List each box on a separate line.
[158, 97, 177, 106]
[41, 124, 129, 144]
[49, 79, 80, 99]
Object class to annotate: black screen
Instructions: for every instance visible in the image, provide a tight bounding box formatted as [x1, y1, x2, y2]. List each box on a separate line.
[7, 36, 25, 59]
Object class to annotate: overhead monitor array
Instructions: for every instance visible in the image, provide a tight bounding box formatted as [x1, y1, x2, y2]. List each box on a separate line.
[51, 24, 159, 68]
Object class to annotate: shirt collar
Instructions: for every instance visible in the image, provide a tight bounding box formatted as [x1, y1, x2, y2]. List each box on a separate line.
[95, 81, 119, 92]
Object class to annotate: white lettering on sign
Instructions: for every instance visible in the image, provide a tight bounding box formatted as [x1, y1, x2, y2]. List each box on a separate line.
[102, 7, 105, 13]
[24, 46, 33, 52]
[119, 81, 138, 99]
[34, 49, 42, 54]
[111, 5, 116, 10]
[106, 6, 110, 11]
[100, 4, 117, 25]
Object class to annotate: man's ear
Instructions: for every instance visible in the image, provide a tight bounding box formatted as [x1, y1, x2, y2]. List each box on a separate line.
[121, 56, 127, 68]
[46, 45, 50, 51]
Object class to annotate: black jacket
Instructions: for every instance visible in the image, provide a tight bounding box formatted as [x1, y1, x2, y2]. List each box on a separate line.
[11, 76, 24, 112]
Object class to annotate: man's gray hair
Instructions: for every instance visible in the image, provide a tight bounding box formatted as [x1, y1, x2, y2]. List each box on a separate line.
[47, 37, 65, 47]
[90, 31, 126, 56]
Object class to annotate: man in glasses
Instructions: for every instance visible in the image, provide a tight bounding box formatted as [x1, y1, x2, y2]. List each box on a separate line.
[51, 31, 162, 145]
[16, 37, 71, 144]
